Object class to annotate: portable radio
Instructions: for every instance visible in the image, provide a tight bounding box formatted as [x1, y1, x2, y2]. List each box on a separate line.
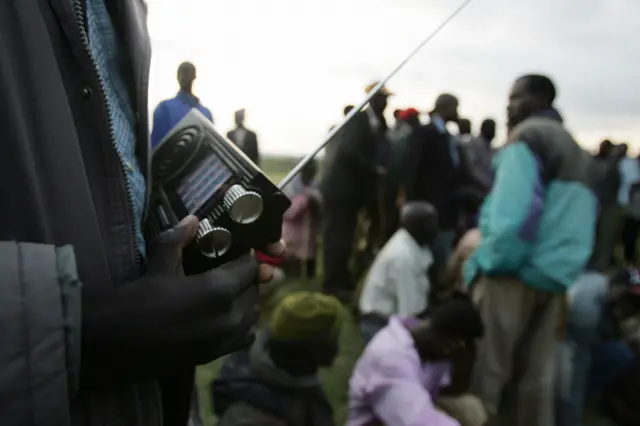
[146, 108, 291, 275]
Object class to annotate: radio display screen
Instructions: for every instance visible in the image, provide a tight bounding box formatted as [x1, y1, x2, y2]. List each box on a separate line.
[176, 153, 232, 214]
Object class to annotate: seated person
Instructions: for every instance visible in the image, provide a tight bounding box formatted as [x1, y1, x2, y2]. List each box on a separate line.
[281, 160, 321, 279]
[211, 292, 344, 426]
[348, 293, 487, 426]
[358, 201, 438, 344]
[555, 265, 638, 426]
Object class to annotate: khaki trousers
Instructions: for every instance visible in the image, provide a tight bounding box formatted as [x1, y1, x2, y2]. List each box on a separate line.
[471, 277, 564, 426]
[437, 394, 488, 426]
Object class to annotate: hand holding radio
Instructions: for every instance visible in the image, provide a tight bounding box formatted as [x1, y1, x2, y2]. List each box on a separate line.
[149, 214, 285, 283]
[147, 109, 291, 276]
[82, 215, 275, 383]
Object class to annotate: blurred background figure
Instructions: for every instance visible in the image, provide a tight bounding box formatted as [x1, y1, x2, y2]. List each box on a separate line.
[457, 118, 472, 143]
[324, 104, 355, 172]
[211, 292, 344, 426]
[465, 118, 497, 190]
[403, 93, 463, 276]
[358, 202, 438, 344]
[228, 108, 261, 166]
[281, 159, 322, 280]
[320, 83, 392, 303]
[349, 294, 486, 426]
[151, 61, 213, 148]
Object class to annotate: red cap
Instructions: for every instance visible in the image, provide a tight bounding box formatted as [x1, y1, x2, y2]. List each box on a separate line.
[399, 108, 419, 121]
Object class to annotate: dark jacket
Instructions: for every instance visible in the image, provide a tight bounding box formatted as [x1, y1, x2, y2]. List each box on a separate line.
[211, 331, 334, 426]
[0, 243, 82, 426]
[1, 1, 255, 425]
[404, 123, 462, 229]
[320, 111, 380, 205]
[228, 127, 260, 166]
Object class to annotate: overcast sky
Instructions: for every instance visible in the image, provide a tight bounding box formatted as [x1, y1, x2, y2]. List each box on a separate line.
[146, 0, 640, 156]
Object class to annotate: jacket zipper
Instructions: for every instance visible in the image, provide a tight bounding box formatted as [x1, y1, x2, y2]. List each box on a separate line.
[72, 0, 142, 268]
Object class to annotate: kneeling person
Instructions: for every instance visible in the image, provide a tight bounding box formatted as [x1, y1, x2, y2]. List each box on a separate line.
[358, 201, 438, 343]
[348, 294, 486, 426]
[211, 292, 344, 426]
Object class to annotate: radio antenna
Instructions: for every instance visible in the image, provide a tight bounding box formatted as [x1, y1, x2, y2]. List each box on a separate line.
[278, 0, 476, 189]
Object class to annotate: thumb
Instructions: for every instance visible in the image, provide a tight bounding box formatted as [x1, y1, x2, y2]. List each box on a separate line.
[148, 215, 200, 273]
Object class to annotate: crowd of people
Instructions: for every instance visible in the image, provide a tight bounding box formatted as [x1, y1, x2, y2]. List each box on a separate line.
[2, 2, 640, 426]
[268, 76, 640, 426]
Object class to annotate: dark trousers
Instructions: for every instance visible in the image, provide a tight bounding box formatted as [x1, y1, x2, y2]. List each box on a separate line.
[593, 204, 626, 270]
[283, 258, 317, 279]
[622, 216, 640, 264]
[322, 200, 360, 299]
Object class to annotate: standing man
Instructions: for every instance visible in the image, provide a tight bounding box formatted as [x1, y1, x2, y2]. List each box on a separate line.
[465, 119, 497, 189]
[617, 144, 640, 263]
[151, 61, 214, 148]
[0, 2, 282, 426]
[404, 94, 463, 274]
[464, 74, 597, 426]
[227, 109, 260, 166]
[320, 83, 392, 302]
[324, 104, 355, 172]
[457, 118, 472, 143]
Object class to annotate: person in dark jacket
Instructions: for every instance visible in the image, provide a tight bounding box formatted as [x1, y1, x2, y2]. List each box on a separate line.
[0, 1, 283, 425]
[227, 109, 260, 166]
[151, 61, 214, 148]
[320, 83, 392, 301]
[403, 94, 463, 274]
[211, 292, 344, 426]
[324, 104, 355, 172]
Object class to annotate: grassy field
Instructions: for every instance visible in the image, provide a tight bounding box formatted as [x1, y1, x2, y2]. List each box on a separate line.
[194, 155, 616, 426]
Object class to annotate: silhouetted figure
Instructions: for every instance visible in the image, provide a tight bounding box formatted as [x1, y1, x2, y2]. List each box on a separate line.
[320, 83, 392, 302]
[227, 109, 260, 166]
[152, 62, 213, 148]
[404, 94, 463, 274]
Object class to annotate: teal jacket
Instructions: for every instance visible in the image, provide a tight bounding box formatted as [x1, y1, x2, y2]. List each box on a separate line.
[464, 112, 598, 292]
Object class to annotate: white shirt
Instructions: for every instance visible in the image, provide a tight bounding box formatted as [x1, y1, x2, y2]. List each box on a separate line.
[233, 127, 248, 148]
[359, 229, 434, 317]
[618, 157, 640, 205]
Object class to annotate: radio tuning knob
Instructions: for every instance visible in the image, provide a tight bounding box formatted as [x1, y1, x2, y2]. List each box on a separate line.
[223, 184, 264, 224]
[196, 218, 233, 258]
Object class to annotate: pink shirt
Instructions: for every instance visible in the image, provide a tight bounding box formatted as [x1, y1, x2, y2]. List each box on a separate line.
[348, 317, 460, 426]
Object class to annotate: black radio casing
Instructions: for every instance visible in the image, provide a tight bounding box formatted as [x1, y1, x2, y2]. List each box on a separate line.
[146, 108, 291, 275]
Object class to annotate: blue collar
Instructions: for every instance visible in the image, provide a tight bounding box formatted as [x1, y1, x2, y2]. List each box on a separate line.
[176, 90, 200, 106]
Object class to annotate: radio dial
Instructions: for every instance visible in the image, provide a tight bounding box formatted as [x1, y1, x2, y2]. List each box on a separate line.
[196, 218, 233, 258]
[223, 184, 264, 224]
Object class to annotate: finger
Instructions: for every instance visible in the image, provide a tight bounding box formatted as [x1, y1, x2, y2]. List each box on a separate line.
[264, 240, 286, 257]
[175, 215, 200, 249]
[195, 253, 259, 305]
[148, 215, 199, 272]
[258, 264, 274, 283]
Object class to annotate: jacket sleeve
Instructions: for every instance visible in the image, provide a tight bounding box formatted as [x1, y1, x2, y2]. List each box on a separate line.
[150, 102, 169, 149]
[337, 114, 378, 174]
[0, 242, 82, 426]
[249, 132, 260, 166]
[476, 142, 543, 274]
[203, 106, 214, 123]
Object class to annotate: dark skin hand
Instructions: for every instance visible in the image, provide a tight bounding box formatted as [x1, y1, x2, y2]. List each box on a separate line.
[176, 215, 285, 282]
